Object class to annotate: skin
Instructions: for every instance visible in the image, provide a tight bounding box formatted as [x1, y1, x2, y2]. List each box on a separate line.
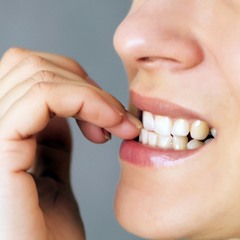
[2, 0, 240, 239]
[113, 0, 240, 239]
[0, 48, 141, 240]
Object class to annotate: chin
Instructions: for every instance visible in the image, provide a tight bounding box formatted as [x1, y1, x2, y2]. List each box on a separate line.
[114, 166, 200, 239]
[114, 156, 240, 240]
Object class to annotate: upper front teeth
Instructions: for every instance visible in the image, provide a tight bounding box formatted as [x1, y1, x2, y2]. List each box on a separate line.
[140, 111, 216, 150]
[155, 115, 172, 135]
[172, 119, 190, 136]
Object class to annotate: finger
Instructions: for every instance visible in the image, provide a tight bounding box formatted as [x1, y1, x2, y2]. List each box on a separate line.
[0, 75, 126, 141]
[78, 112, 142, 142]
[0, 79, 141, 173]
[0, 78, 126, 173]
[0, 55, 97, 98]
[0, 69, 75, 118]
[77, 120, 111, 143]
[0, 69, 140, 140]
[34, 117, 72, 185]
[0, 47, 88, 79]
[106, 111, 142, 139]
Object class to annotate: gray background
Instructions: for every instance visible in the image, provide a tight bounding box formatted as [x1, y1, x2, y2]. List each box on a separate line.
[0, 1, 144, 240]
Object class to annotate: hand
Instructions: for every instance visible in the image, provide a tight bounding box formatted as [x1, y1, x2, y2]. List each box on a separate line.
[0, 48, 141, 240]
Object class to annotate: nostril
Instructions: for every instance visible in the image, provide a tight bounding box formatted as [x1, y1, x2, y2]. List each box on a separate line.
[137, 56, 184, 71]
[138, 56, 181, 64]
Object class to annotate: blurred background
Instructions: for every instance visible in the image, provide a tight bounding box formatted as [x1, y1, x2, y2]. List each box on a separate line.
[0, 1, 144, 239]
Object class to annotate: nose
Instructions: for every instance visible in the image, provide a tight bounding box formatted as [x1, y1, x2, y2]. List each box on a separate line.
[113, 1, 204, 72]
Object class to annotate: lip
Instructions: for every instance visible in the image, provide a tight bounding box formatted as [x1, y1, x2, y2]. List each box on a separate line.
[131, 91, 209, 121]
[119, 91, 212, 167]
[119, 140, 199, 167]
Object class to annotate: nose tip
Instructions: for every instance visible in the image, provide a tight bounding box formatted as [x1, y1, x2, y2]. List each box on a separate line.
[114, 8, 204, 71]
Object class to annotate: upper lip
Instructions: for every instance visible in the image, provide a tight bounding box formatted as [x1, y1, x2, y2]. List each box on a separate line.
[130, 90, 210, 122]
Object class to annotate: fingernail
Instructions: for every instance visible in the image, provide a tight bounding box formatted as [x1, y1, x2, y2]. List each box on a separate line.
[126, 112, 143, 129]
[102, 128, 112, 140]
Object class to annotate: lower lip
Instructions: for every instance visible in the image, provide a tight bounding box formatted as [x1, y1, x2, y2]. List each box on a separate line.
[119, 140, 198, 167]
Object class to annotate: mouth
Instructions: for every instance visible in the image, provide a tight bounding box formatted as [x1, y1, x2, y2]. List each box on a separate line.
[119, 91, 217, 167]
[139, 110, 216, 150]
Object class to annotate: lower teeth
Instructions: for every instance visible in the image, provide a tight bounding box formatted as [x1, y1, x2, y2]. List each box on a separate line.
[139, 128, 214, 150]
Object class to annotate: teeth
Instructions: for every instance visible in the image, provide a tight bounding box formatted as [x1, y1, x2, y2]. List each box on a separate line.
[140, 128, 149, 145]
[190, 120, 209, 140]
[172, 119, 190, 136]
[154, 116, 172, 136]
[187, 139, 204, 150]
[173, 136, 188, 150]
[157, 135, 173, 149]
[210, 128, 217, 138]
[205, 138, 213, 144]
[142, 111, 155, 131]
[148, 132, 158, 147]
[139, 111, 216, 151]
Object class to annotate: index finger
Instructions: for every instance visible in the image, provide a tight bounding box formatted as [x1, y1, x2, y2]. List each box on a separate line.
[0, 78, 136, 141]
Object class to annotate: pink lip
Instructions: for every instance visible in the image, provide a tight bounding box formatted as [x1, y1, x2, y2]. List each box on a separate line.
[120, 141, 198, 167]
[119, 91, 206, 167]
[131, 91, 207, 120]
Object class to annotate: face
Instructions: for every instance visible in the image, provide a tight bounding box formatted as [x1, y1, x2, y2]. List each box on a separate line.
[113, 1, 240, 239]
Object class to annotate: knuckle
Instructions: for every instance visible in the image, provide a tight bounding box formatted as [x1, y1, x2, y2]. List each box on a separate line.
[1, 47, 26, 62]
[81, 88, 104, 122]
[22, 55, 47, 71]
[31, 80, 53, 97]
[66, 57, 79, 68]
[30, 70, 56, 89]
[28, 70, 58, 99]
[65, 57, 87, 77]
[31, 70, 57, 84]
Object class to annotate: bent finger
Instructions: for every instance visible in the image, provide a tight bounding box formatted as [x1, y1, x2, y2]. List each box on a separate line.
[77, 120, 111, 144]
[0, 76, 126, 141]
[0, 47, 88, 79]
[0, 55, 99, 98]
